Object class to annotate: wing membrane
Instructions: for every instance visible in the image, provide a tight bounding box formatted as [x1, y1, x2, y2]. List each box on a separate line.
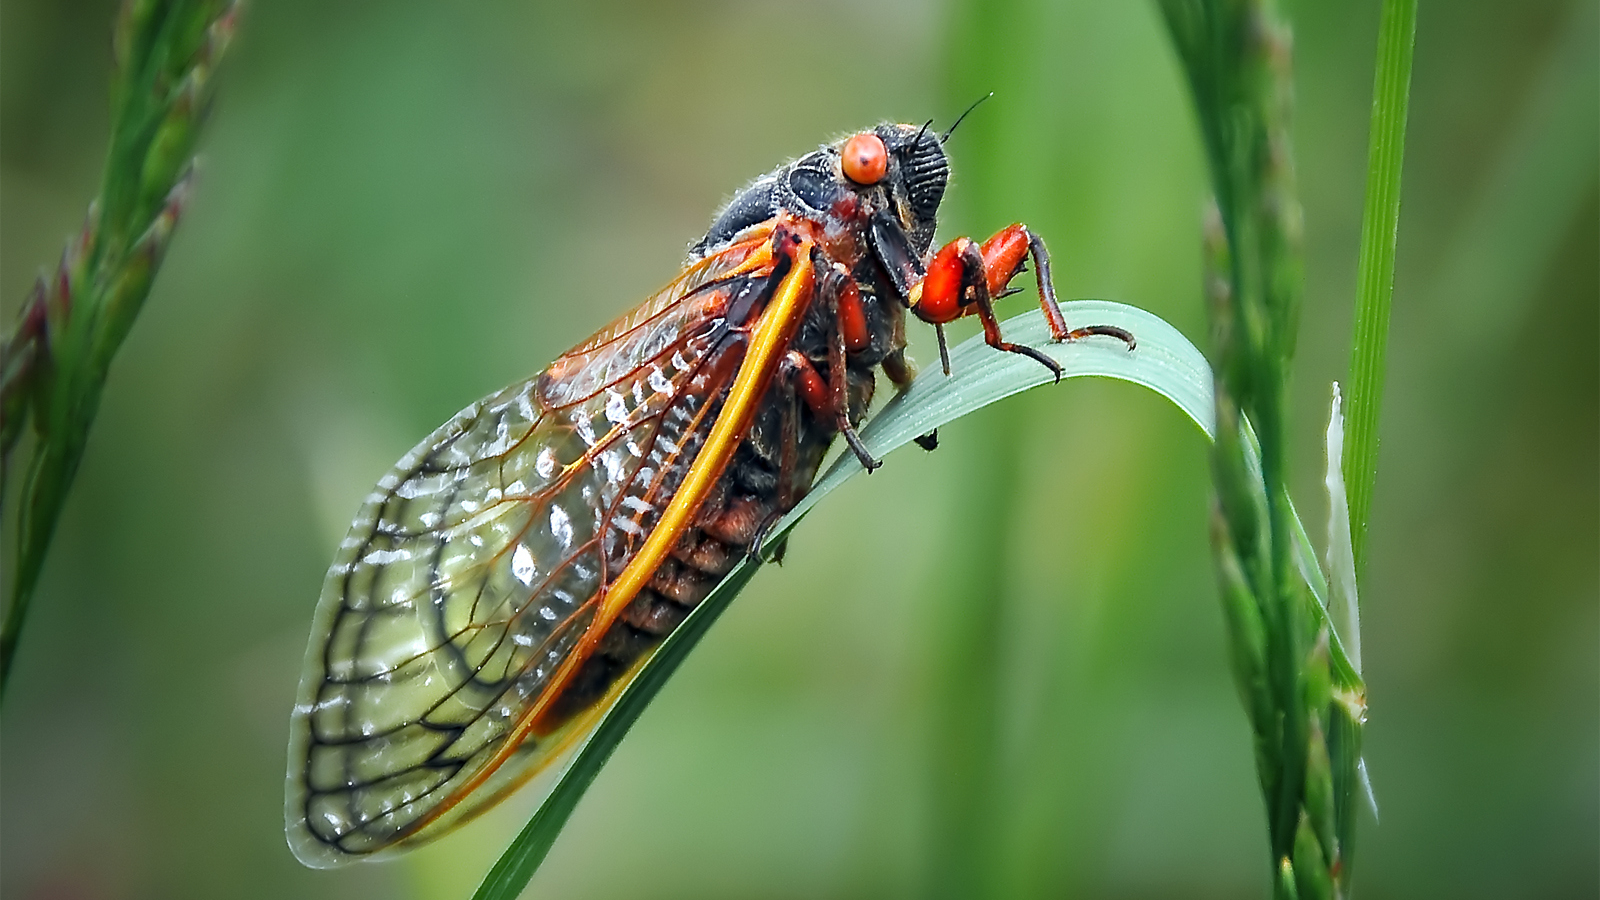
[286, 233, 775, 867]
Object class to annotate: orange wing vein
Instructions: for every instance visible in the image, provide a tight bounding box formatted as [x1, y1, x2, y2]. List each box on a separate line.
[284, 227, 812, 867]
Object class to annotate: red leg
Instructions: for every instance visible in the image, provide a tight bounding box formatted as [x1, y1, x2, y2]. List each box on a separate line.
[780, 347, 880, 471]
[825, 282, 881, 471]
[912, 235, 1066, 379]
[979, 225, 1135, 348]
[836, 276, 870, 354]
[909, 224, 1136, 375]
[783, 350, 830, 420]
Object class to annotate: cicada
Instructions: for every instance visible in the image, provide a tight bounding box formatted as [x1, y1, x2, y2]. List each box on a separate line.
[285, 122, 1134, 867]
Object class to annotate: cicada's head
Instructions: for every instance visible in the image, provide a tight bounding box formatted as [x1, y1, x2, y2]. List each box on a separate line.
[692, 121, 950, 262]
[833, 123, 949, 254]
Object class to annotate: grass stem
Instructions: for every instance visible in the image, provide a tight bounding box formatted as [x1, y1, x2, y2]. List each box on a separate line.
[1157, 1, 1369, 894]
[0, 0, 237, 698]
[1343, 0, 1417, 574]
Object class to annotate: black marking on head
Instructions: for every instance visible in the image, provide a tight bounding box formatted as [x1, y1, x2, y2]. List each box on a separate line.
[902, 135, 948, 221]
[786, 159, 842, 215]
[695, 124, 951, 262]
[876, 123, 949, 248]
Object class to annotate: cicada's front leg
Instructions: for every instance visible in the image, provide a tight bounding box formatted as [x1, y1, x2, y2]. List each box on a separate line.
[781, 263, 882, 473]
[749, 261, 882, 563]
[908, 223, 1135, 381]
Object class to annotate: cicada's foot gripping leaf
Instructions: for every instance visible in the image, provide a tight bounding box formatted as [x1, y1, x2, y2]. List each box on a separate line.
[908, 223, 1136, 381]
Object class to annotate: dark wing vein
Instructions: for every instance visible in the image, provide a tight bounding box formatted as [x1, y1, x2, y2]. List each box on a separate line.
[285, 233, 778, 868]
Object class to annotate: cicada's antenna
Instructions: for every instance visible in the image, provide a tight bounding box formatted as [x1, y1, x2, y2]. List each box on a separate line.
[941, 92, 993, 143]
[912, 119, 934, 149]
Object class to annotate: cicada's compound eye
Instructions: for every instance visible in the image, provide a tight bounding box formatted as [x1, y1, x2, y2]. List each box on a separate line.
[840, 132, 888, 185]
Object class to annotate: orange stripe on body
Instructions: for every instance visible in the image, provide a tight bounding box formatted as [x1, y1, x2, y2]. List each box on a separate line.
[404, 236, 817, 837]
[586, 241, 815, 633]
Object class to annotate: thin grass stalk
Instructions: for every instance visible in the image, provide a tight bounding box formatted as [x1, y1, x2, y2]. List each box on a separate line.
[1157, 1, 1366, 896]
[1343, 0, 1417, 574]
[0, 0, 238, 698]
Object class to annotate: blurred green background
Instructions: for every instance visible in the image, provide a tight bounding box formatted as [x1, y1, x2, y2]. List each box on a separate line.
[1, 1, 1594, 897]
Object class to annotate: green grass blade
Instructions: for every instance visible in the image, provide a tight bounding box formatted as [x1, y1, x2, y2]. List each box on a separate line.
[0, 0, 237, 697]
[470, 300, 1207, 900]
[471, 299, 1352, 899]
[775, 299, 1215, 537]
[1343, 0, 1417, 573]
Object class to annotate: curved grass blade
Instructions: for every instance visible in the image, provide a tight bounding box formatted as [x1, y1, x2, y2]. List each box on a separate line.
[769, 298, 1216, 545]
[472, 299, 1344, 899]
[469, 299, 1209, 899]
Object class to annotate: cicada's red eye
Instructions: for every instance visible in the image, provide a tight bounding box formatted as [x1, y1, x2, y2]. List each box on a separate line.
[841, 132, 888, 185]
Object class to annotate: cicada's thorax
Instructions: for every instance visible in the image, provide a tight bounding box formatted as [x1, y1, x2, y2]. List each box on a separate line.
[544, 125, 950, 724]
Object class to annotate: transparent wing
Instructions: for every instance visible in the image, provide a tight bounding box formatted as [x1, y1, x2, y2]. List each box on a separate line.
[286, 234, 776, 867]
